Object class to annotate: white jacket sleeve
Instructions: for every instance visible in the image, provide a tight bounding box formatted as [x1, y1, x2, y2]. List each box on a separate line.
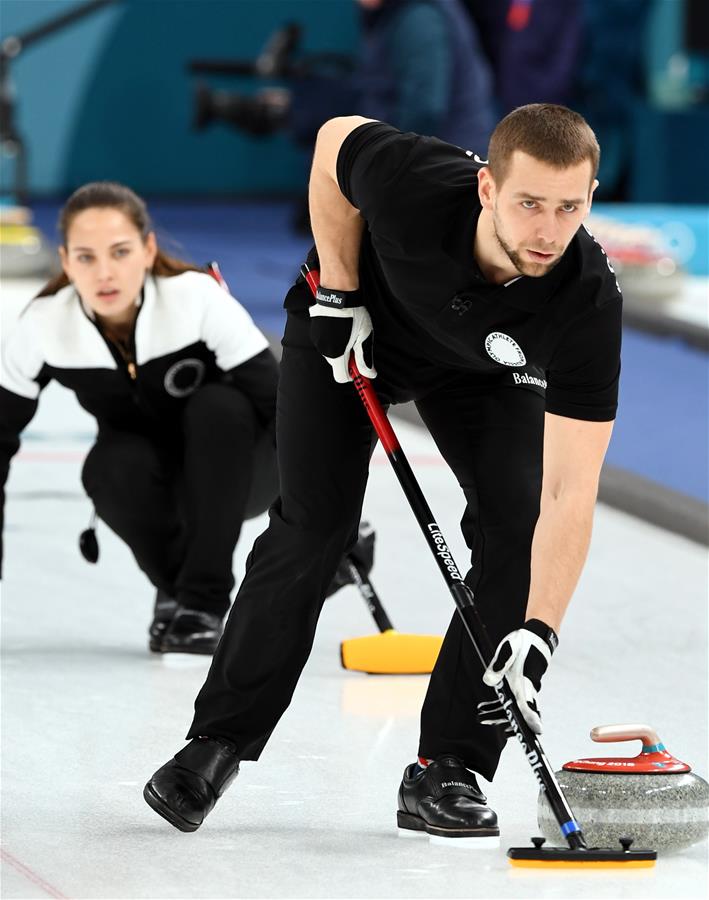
[1, 306, 45, 399]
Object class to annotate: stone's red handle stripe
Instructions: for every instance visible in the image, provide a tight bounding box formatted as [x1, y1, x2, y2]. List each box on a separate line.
[301, 264, 400, 455]
[562, 722, 693, 774]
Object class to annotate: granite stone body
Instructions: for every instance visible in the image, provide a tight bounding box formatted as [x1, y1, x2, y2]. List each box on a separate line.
[537, 769, 709, 852]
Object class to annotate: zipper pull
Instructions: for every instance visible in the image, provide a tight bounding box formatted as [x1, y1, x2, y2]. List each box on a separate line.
[128, 361, 137, 380]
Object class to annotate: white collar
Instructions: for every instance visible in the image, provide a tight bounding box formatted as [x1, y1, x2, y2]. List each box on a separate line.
[76, 277, 148, 321]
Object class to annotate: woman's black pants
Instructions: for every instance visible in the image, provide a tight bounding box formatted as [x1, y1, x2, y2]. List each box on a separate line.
[81, 383, 277, 617]
[186, 311, 545, 782]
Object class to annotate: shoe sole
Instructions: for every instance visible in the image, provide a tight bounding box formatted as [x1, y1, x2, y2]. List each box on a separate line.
[149, 641, 215, 655]
[158, 643, 219, 655]
[397, 810, 500, 847]
[143, 783, 201, 833]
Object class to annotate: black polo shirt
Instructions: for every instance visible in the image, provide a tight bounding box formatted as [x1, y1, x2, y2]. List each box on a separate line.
[336, 122, 622, 422]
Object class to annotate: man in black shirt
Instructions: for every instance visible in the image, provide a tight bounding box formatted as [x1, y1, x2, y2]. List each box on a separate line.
[144, 104, 621, 843]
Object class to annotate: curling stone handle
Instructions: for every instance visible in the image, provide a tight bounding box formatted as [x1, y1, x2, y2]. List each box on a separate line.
[590, 724, 661, 748]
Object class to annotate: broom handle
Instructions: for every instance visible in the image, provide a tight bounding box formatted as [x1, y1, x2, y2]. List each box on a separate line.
[302, 264, 587, 850]
[345, 558, 395, 633]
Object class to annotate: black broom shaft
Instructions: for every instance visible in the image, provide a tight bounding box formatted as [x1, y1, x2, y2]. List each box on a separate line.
[345, 558, 395, 633]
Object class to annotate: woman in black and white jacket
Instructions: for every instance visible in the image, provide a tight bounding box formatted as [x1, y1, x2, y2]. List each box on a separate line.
[0, 182, 281, 654]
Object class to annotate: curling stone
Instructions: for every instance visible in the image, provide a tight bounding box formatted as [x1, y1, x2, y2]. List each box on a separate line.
[537, 724, 709, 852]
[0, 207, 57, 278]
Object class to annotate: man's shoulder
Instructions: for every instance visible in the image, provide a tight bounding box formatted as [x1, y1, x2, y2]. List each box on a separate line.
[341, 121, 481, 186]
[403, 132, 486, 182]
[339, 121, 482, 239]
[569, 224, 623, 308]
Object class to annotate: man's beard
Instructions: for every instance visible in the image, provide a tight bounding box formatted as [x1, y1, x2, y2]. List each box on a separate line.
[493, 212, 562, 278]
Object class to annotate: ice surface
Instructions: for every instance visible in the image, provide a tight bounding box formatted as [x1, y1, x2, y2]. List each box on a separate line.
[2, 279, 707, 899]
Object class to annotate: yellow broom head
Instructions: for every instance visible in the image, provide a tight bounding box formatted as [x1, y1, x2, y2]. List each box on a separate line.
[508, 857, 656, 869]
[340, 629, 443, 674]
[507, 843, 656, 868]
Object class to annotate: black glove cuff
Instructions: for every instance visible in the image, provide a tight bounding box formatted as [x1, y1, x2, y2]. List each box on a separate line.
[523, 618, 558, 654]
[315, 285, 362, 309]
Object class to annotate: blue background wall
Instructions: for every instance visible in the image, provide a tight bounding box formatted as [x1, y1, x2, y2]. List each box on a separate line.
[1, 0, 357, 195]
[2, 0, 707, 198]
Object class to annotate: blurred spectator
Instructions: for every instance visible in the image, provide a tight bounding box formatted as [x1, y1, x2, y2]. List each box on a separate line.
[198, 0, 495, 153]
[464, 0, 583, 114]
[574, 0, 653, 199]
[463, 0, 655, 200]
[198, 0, 495, 230]
[349, 0, 495, 149]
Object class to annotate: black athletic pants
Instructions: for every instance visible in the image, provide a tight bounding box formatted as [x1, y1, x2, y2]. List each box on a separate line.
[187, 310, 545, 781]
[81, 383, 277, 617]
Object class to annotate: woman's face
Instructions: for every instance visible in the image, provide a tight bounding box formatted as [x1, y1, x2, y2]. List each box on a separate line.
[60, 207, 157, 324]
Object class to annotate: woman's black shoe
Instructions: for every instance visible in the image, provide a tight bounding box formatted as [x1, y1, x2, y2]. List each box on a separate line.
[143, 737, 240, 832]
[148, 590, 178, 652]
[397, 756, 500, 844]
[160, 607, 224, 654]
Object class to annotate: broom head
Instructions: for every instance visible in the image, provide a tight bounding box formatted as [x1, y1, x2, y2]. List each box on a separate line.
[340, 629, 443, 674]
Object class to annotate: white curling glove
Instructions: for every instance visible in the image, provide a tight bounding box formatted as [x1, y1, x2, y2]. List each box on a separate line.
[481, 619, 558, 734]
[309, 285, 377, 384]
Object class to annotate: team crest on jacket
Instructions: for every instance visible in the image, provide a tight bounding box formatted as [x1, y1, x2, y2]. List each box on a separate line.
[164, 358, 206, 397]
[484, 332, 526, 367]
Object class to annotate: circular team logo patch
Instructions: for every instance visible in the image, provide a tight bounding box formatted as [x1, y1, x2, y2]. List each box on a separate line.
[164, 358, 206, 398]
[484, 332, 526, 367]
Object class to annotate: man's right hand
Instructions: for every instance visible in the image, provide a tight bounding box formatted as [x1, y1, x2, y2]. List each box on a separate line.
[481, 619, 558, 734]
[309, 285, 376, 383]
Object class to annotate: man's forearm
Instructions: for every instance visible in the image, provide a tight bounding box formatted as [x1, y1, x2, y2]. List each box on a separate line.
[309, 120, 368, 290]
[525, 490, 597, 632]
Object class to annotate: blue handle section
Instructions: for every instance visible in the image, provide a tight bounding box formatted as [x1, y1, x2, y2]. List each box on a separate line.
[561, 820, 581, 836]
[641, 743, 666, 754]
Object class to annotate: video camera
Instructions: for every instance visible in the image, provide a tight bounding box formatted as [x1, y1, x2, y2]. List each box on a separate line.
[187, 23, 353, 136]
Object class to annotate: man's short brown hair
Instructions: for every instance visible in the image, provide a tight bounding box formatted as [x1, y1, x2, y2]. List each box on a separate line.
[487, 103, 600, 186]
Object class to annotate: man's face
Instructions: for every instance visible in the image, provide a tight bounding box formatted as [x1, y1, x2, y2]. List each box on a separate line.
[481, 150, 596, 278]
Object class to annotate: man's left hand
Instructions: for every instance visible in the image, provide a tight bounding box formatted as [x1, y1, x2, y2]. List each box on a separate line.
[482, 619, 558, 734]
[309, 284, 376, 384]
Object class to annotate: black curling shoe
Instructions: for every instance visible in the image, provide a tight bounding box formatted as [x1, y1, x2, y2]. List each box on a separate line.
[143, 737, 240, 832]
[397, 756, 500, 844]
[148, 590, 178, 653]
[160, 607, 224, 655]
